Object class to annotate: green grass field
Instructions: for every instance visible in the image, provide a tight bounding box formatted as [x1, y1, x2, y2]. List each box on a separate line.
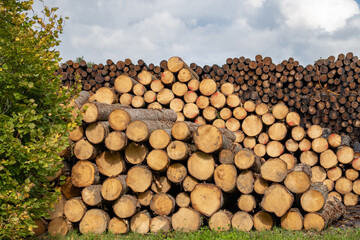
[39, 227, 360, 240]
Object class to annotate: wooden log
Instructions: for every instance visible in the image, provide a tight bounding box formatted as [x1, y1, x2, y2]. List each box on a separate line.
[190, 183, 223, 217]
[108, 108, 176, 131]
[272, 103, 289, 120]
[307, 125, 323, 139]
[199, 78, 217, 96]
[242, 115, 263, 137]
[119, 93, 133, 106]
[61, 177, 81, 200]
[266, 141, 285, 158]
[291, 126, 306, 141]
[167, 163, 187, 183]
[105, 131, 127, 151]
[268, 122, 287, 141]
[281, 208, 303, 230]
[114, 75, 138, 93]
[254, 177, 269, 194]
[193, 125, 223, 153]
[71, 161, 100, 188]
[237, 194, 256, 212]
[327, 166, 342, 181]
[286, 112, 301, 126]
[95, 151, 125, 177]
[280, 153, 297, 170]
[320, 149, 338, 169]
[312, 137, 328, 153]
[335, 177, 353, 195]
[328, 133, 342, 148]
[167, 141, 196, 161]
[300, 151, 318, 166]
[108, 217, 129, 234]
[234, 149, 260, 171]
[79, 209, 109, 234]
[236, 170, 255, 194]
[209, 210, 233, 232]
[146, 149, 170, 172]
[69, 126, 84, 142]
[187, 151, 215, 181]
[81, 185, 102, 206]
[73, 139, 99, 161]
[183, 103, 199, 119]
[64, 197, 87, 222]
[303, 196, 345, 230]
[344, 192, 358, 206]
[255, 103, 269, 116]
[323, 179, 335, 192]
[126, 165, 153, 192]
[262, 113, 275, 126]
[138, 190, 154, 206]
[253, 211, 273, 231]
[157, 88, 175, 105]
[261, 184, 294, 217]
[171, 207, 202, 232]
[337, 146, 354, 164]
[48, 217, 72, 236]
[124, 142, 148, 165]
[161, 70, 175, 84]
[172, 82, 188, 97]
[260, 158, 287, 182]
[300, 182, 328, 212]
[150, 216, 171, 233]
[232, 211, 253, 232]
[170, 98, 184, 112]
[299, 139, 312, 152]
[345, 169, 359, 181]
[284, 163, 312, 194]
[233, 107, 247, 120]
[47, 195, 66, 220]
[182, 176, 198, 192]
[175, 192, 190, 208]
[95, 87, 117, 104]
[214, 164, 237, 192]
[285, 139, 299, 152]
[113, 194, 141, 218]
[311, 166, 327, 183]
[130, 211, 151, 234]
[150, 193, 175, 216]
[137, 70, 156, 85]
[144, 90, 157, 104]
[101, 175, 127, 201]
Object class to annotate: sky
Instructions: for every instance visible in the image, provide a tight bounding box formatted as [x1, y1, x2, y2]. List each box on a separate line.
[33, 0, 360, 66]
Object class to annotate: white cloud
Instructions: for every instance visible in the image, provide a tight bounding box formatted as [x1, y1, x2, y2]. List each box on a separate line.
[33, 0, 360, 66]
[279, 0, 360, 33]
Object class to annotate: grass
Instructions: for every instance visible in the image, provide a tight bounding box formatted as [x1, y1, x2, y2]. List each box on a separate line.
[37, 227, 360, 240]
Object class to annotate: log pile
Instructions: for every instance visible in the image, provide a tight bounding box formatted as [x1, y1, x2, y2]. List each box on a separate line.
[56, 54, 360, 142]
[38, 86, 360, 236]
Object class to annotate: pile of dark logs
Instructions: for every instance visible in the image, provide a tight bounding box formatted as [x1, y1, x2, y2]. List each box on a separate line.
[35, 84, 360, 236]
[56, 54, 360, 143]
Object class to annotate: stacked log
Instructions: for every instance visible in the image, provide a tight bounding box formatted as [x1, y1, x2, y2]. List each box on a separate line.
[42, 88, 360, 236]
[57, 53, 360, 141]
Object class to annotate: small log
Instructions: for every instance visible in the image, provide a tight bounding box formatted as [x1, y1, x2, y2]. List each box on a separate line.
[199, 78, 217, 96]
[284, 163, 312, 194]
[307, 125, 323, 139]
[268, 123, 287, 141]
[61, 177, 81, 200]
[337, 146, 354, 164]
[312, 137, 328, 153]
[187, 151, 215, 181]
[126, 120, 174, 142]
[64, 197, 87, 222]
[209, 210, 233, 231]
[236, 170, 255, 194]
[272, 103, 289, 120]
[124, 142, 148, 165]
[167, 163, 187, 183]
[327, 166, 342, 181]
[260, 158, 287, 182]
[95, 151, 125, 177]
[300, 151, 318, 166]
[150, 193, 175, 216]
[232, 211, 253, 232]
[291, 126, 306, 141]
[114, 75, 138, 93]
[73, 139, 99, 161]
[71, 161, 100, 188]
[81, 185, 102, 206]
[108, 217, 129, 234]
[113, 195, 141, 218]
[182, 176, 198, 192]
[266, 141, 285, 158]
[105, 131, 127, 151]
[95, 87, 117, 104]
[151, 176, 172, 194]
[311, 166, 327, 183]
[281, 208, 303, 230]
[344, 192, 358, 206]
[335, 177, 353, 195]
[190, 183, 223, 217]
[320, 149, 338, 169]
[101, 175, 128, 201]
[138, 190, 154, 206]
[171, 207, 202, 232]
[150, 216, 171, 233]
[254, 177, 269, 194]
[79, 209, 109, 234]
[193, 125, 223, 153]
[175, 192, 190, 208]
[253, 211, 273, 231]
[280, 153, 297, 170]
[300, 182, 329, 212]
[146, 150, 170, 172]
[214, 164, 237, 192]
[242, 115, 263, 137]
[48, 217, 72, 237]
[234, 148, 259, 170]
[82, 102, 128, 123]
[126, 165, 153, 192]
[261, 184, 294, 217]
[237, 194, 256, 212]
[130, 210, 151, 234]
[167, 141, 196, 161]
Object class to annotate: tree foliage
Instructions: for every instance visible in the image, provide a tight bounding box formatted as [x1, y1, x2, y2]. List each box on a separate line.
[0, 0, 77, 238]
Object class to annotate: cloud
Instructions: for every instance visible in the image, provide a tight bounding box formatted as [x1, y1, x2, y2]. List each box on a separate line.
[33, 0, 360, 66]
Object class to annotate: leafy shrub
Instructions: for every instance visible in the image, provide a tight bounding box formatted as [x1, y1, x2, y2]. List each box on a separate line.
[0, 0, 77, 238]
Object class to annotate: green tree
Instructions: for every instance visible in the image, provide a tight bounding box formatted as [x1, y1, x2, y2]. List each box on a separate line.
[0, 0, 77, 238]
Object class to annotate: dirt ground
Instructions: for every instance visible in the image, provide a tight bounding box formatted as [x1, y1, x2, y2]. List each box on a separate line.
[332, 205, 360, 229]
